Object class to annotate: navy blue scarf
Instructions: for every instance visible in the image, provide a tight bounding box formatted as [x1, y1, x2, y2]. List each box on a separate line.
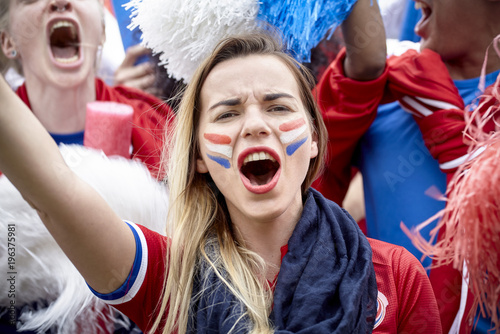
[188, 188, 377, 333]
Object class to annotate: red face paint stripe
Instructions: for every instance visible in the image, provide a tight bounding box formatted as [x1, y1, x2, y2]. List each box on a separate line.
[203, 133, 232, 145]
[279, 118, 306, 132]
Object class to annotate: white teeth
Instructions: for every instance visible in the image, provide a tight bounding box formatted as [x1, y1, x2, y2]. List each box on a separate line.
[243, 152, 276, 165]
[55, 55, 79, 63]
[50, 21, 77, 38]
[51, 21, 75, 33]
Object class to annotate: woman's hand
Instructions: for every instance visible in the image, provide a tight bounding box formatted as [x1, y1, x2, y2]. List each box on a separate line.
[114, 44, 157, 95]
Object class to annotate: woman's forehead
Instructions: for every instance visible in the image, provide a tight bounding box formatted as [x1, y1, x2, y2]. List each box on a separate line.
[200, 55, 301, 108]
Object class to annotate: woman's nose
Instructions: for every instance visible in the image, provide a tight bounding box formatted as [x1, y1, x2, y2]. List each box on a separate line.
[50, 0, 72, 13]
[241, 109, 271, 139]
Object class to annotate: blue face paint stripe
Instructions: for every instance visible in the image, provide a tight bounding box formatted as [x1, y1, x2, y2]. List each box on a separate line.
[207, 154, 231, 169]
[286, 137, 308, 156]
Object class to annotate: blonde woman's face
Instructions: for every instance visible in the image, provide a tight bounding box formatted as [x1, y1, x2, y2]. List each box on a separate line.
[196, 55, 318, 226]
[3, 0, 104, 87]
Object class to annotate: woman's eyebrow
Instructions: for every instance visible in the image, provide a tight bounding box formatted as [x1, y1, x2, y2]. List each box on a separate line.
[209, 98, 241, 111]
[208, 93, 294, 110]
[263, 93, 295, 101]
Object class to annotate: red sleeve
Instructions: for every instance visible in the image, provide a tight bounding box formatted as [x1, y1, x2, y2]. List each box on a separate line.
[385, 49, 470, 179]
[110, 224, 169, 333]
[386, 48, 500, 177]
[312, 48, 388, 204]
[416, 110, 469, 181]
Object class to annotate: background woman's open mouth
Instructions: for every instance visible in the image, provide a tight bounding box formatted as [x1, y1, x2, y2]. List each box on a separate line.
[49, 20, 81, 64]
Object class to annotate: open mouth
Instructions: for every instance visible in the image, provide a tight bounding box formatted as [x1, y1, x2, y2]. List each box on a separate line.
[49, 20, 80, 64]
[239, 150, 281, 194]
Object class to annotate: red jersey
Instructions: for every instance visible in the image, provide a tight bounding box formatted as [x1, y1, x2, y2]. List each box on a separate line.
[16, 78, 174, 177]
[93, 223, 441, 333]
[311, 48, 389, 205]
[369, 238, 442, 333]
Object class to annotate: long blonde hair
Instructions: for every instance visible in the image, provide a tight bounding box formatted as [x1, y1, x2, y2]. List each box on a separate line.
[153, 32, 328, 334]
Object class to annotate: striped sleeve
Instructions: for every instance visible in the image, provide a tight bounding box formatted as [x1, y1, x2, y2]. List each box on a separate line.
[88, 221, 169, 333]
[88, 221, 148, 304]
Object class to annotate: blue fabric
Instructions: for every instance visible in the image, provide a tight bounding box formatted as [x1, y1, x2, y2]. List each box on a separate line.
[50, 131, 84, 146]
[356, 70, 500, 269]
[188, 188, 377, 333]
[399, 0, 421, 42]
[257, 0, 358, 63]
[472, 310, 497, 334]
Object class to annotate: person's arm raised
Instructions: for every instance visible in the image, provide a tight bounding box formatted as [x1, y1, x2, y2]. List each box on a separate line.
[342, 0, 386, 80]
[0, 75, 136, 294]
[311, 0, 387, 203]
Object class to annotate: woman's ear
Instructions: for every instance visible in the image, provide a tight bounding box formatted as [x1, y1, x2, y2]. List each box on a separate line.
[310, 131, 319, 159]
[1, 31, 17, 59]
[196, 157, 209, 173]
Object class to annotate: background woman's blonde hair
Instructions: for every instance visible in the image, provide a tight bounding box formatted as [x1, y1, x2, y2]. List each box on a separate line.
[153, 31, 328, 334]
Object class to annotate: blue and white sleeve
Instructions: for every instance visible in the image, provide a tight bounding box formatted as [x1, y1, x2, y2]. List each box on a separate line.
[88, 221, 148, 305]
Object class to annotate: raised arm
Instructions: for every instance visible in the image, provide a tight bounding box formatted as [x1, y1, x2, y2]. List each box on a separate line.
[0, 75, 136, 294]
[312, 0, 387, 204]
[342, 0, 386, 80]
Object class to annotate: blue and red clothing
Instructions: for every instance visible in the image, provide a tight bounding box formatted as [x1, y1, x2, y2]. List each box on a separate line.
[92, 190, 441, 333]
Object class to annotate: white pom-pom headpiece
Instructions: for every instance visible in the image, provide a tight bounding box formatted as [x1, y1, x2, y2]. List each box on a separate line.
[126, 0, 259, 83]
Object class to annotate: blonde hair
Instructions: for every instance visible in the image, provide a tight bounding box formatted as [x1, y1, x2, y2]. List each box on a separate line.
[154, 32, 328, 334]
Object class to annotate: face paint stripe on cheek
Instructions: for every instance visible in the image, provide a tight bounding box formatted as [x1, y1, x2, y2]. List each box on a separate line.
[279, 118, 306, 132]
[206, 143, 233, 158]
[204, 132, 233, 158]
[279, 118, 307, 144]
[204, 133, 232, 145]
[207, 154, 231, 169]
[286, 137, 308, 156]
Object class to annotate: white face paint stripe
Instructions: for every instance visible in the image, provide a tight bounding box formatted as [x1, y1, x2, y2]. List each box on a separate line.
[280, 124, 307, 144]
[206, 143, 233, 158]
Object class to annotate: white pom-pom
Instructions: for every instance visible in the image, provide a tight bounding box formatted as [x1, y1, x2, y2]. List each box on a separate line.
[126, 0, 259, 83]
[0, 145, 169, 333]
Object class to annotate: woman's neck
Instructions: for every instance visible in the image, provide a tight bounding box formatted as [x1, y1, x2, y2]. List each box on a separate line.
[232, 198, 303, 281]
[24, 75, 96, 134]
